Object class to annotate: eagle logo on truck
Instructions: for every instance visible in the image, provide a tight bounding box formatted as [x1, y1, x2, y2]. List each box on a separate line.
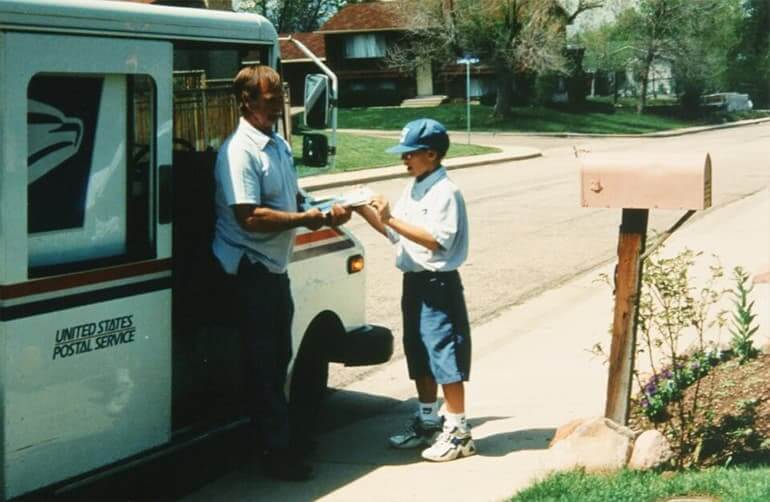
[27, 99, 84, 184]
[27, 75, 102, 233]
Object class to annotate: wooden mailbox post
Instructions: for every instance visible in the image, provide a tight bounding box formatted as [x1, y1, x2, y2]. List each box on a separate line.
[579, 153, 713, 425]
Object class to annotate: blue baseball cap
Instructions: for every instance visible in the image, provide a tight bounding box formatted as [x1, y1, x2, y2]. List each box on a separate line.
[386, 118, 450, 156]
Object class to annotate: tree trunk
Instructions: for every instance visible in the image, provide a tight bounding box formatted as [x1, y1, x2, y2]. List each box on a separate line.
[637, 51, 654, 114]
[493, 68, 514, 118]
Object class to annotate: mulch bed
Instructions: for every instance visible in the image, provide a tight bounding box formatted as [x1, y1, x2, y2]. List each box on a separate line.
[629, 352, 770, 467]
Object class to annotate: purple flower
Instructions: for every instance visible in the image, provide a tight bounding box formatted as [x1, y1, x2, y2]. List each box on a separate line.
[640, 397, 650, 408]
[645, 382, 658, 395]
[662, 369, 673, 379]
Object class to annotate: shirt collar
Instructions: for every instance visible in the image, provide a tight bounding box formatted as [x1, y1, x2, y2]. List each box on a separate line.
[239, 117, 274, 151]
[412, 166, 446, 198]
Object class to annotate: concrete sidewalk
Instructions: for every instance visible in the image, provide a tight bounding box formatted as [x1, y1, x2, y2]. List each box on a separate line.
[185, 199, 769, 498]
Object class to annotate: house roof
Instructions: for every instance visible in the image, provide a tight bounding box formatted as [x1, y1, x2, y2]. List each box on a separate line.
[280, 32, 326, 62]
[317, 2, 405, 33]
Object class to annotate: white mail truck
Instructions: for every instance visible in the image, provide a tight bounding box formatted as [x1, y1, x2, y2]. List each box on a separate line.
[0, 0, 392, 498]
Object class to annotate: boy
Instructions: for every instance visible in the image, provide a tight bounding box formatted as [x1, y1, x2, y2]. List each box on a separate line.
[355, 118, 474, 462]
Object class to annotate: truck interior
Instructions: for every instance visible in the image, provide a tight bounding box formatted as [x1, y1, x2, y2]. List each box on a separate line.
[169, 43, 271, 434]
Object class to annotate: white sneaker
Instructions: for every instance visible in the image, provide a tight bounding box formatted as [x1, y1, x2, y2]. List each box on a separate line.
[421, 425, 476, 462]
[388, 415, 443, 449]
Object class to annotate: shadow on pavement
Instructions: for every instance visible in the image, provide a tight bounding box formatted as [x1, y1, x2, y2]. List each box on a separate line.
[475, 427, 555, 457]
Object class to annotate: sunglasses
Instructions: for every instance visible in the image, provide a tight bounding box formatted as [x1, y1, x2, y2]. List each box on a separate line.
[401, 149, 430, 160]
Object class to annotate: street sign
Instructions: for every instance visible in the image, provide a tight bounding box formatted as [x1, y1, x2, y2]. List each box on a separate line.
[456, 56, 479, 143]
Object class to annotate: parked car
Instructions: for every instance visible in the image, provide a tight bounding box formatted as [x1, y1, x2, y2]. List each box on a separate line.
[702, 92, 754, 112]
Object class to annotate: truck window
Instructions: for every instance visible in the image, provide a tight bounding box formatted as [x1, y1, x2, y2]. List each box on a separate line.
[27, 74, 156, 277]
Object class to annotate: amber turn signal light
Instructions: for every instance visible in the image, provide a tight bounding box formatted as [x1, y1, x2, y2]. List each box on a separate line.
[347, 254, 364, 274]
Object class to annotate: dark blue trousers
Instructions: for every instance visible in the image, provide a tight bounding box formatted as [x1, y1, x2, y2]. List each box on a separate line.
[236, 257, 293, 451]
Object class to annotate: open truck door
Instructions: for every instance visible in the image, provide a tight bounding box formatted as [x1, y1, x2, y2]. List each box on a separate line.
[0, 32, 173, 498]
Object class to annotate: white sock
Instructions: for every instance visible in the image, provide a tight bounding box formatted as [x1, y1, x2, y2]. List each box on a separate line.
[445, 411, 468, 430]
[417, 401, 440, 423]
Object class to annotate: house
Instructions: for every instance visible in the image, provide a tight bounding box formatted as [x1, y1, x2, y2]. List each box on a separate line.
[314, 1, 496, 107]
[315, 1, 412, 107]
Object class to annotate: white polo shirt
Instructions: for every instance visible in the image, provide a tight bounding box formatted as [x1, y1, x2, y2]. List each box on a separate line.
[213, 118, 299, 274]
[387, 166, 469, 272]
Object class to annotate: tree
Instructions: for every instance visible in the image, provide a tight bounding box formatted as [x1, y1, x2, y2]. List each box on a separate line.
[579, 20, 634, 104]
[388, 0, 603, 117]
[727, 0, 770, 108]
[669, 0, 742, 114]
[236, 0, 347, 33]
[606, 0, 738, 114]
[581, 0, 746, 114]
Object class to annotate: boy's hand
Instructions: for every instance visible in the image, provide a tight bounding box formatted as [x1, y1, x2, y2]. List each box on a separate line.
[370, 195, 392, 224]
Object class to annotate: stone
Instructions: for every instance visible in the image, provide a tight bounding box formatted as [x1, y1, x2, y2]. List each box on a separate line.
[549, 417, 587, 447]
[547, 416, 636, 473]
[628, 429, 674, 470]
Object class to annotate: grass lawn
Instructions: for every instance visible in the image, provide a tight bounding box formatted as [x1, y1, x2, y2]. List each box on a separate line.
[333, 101, 767, 134]
[510, 466, 770, 502]
[291, 131, 498, 176]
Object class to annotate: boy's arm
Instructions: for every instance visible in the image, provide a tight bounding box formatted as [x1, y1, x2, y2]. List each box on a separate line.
[384, 216, 440, 251]
[370, 196, 440, 251]
[353, 204, 388, 237]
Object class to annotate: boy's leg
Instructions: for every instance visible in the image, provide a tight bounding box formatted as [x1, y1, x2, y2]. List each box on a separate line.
[441, 381, 464, 414]
[422, 380, 475, 462]
[389, 275, 444, 449]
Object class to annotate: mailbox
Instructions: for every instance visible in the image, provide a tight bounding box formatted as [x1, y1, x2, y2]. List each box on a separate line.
[579, 153, 712, 210]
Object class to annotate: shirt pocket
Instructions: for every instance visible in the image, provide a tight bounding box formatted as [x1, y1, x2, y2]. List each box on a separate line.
[258, 153, 282, 201]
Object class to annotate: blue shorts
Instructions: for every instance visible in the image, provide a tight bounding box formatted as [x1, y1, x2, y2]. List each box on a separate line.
[402, 270, 471, 384]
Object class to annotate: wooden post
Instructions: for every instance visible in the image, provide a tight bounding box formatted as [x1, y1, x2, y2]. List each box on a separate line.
[605, 208, 649, 425]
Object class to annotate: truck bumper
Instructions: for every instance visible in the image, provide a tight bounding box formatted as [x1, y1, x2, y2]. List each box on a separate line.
[332, 324, 393, 367]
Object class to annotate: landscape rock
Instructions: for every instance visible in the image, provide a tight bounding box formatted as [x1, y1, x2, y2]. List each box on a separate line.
[548, 417, 586, 447]
[547, 416, 636, 473]
[628, 429, 674, 470]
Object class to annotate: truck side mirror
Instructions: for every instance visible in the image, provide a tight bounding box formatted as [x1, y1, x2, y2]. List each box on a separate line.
[302, 133, 328, 167]
[304, 73, 329, 130]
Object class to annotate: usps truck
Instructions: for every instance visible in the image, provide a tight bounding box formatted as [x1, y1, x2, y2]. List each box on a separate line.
[0, 0, 393, 498]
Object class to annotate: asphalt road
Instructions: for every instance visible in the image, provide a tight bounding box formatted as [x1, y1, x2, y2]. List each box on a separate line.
[311, 123, 770, 389]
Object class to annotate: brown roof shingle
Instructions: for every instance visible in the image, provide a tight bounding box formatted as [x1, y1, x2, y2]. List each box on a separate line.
[280, 32, 326, 61]
[318, 2, 405, 33]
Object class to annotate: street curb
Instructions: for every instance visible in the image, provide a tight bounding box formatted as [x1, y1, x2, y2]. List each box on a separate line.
[299, 149, 542, 191]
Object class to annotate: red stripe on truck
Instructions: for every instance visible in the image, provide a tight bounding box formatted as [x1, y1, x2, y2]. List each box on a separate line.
[294, 228, 343, 246]
[0, 258, 173, 300]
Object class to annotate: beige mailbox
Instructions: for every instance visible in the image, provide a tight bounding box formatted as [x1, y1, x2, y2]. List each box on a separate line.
[579, 153, 712, 210]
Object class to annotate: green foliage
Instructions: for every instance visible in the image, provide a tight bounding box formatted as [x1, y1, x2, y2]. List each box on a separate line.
[534, 73, 561, 105]
[729, 266, 760, 363]
[727, 0, 770, 108]
[510, 466, 770, 502]
[583, 0, 745, 112]
[333, 102, 710, 133]
[235, 0, 346, 32]
[632, 249, 728, 467]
